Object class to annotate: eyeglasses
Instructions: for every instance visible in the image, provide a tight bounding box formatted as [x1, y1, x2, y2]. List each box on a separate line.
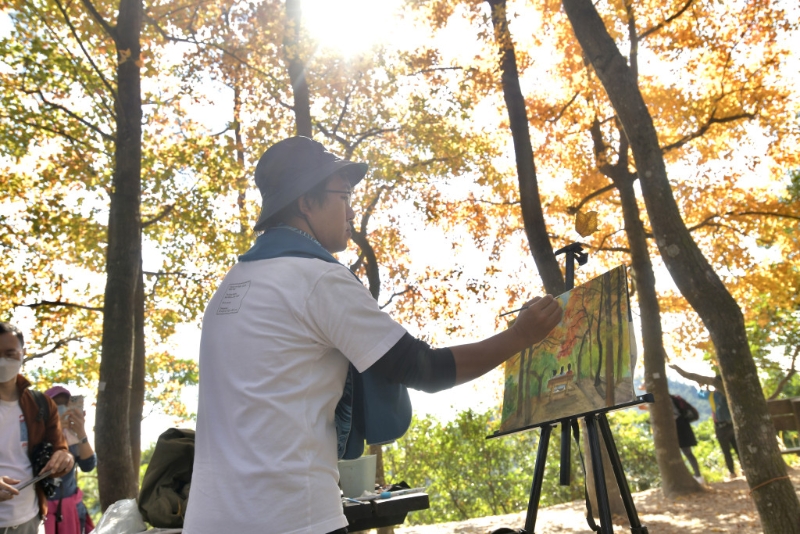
[324, 190, 353, 206]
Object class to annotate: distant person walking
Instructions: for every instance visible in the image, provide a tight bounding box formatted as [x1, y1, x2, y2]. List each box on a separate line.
[670, 394, 703, 483]
[670, 364, 740, 478]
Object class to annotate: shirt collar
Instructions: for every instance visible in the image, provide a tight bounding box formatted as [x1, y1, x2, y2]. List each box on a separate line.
[275, 224, 324, 249]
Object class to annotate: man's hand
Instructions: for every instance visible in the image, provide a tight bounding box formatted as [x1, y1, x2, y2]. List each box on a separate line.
[451, 294, 563, 386]
[0, 476, 20, 501]
[43, 450, 74, 477]
[511, 295, 563, 347]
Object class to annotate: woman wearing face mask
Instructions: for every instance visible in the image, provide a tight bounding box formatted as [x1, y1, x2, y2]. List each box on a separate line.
[0, 322, 73, 534]
[43, 386, 96, 534]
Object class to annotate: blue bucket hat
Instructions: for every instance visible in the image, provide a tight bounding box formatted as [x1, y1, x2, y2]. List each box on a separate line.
[253, 136, 368, 232]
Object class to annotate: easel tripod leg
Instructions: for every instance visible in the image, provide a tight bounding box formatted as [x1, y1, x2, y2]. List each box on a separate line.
[522, 424, 553, 534]
[598, 414, 649, 534]
[560, 419, 572, 486]
[585, 415, 614, 534]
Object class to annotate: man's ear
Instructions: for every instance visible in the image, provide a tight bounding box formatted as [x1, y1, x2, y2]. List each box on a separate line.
[297, 194, 314, 218]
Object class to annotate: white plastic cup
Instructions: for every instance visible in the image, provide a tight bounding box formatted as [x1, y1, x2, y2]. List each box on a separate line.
[337, 454, 377, 498]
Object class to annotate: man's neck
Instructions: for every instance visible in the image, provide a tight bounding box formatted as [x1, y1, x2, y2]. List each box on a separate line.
[285, 217, 316, 240]
[0, 378, 19, 402]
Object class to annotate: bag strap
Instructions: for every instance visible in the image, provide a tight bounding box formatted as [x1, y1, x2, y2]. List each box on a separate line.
[55, 496, 64, 534]
[571, 419, 601, 533]
[30, 389, 50, 423]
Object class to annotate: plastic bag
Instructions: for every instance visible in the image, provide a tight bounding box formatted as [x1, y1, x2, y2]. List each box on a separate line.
[94, 498, 148, 534]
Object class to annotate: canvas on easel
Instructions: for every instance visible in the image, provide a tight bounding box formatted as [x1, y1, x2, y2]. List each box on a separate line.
[499, 265, 636, 433]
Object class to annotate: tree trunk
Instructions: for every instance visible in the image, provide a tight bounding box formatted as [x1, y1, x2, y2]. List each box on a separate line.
[96, 0, 143, 509]
[349, 229, 381, 300]
[233, 77, 250, 235]
[357, 220, 394, 533]
[562, 0, 800, 530]
[614, 169, 699, 496]
[129, 267, 145, 479]
[284, 0, 311, 138]
[488, 0, 627, 514]
[487, 0, 564, 296]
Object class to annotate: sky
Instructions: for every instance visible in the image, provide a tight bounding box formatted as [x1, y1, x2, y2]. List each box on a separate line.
[6, 0, 797, 450]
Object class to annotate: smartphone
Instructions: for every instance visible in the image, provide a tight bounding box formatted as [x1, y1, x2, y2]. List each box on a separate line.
[67, 395, 84, 412]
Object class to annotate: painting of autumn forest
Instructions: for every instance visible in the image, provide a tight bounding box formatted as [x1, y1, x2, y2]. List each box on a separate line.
[499, 265, 636, 433]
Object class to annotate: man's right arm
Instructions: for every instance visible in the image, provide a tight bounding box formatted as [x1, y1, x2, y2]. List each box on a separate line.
[449, 295, 562, 385]
[370, 295, 563, 391]
[670, 364, 721, 389]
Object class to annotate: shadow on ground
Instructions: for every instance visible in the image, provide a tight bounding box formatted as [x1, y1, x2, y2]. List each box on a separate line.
[395, 468, 800, 533]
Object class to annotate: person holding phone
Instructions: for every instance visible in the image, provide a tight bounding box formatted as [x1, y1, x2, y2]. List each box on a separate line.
[0, 322, 73, 534]
[43, 387, 96, 534]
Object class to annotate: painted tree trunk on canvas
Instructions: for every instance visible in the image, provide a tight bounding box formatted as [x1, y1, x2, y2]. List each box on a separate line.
[603, 271, 614, 406]
[615, 272, 624, 382]
[594, 280, 605, 387]
[562, 0, 800, 529]
[517, 348, 528, 417]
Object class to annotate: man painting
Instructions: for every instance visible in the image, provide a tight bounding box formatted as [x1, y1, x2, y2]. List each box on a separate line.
[183, 137, 563, 534]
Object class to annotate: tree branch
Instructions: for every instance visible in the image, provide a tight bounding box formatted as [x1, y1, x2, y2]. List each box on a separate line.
[567, 184, 616, 215]
[735, 210, 800, 222]
[768, 345, 799, 400]
[142, 204, 175, 228]
[143, 271, 187, 277]
[662, 111, 755, 153]
[17, 300, 104, 312]
[3, 116, 94, 148]
[593, 245, 631, 254]
[52, 0, 117, 100]
[329, 72, 363, 137]
[78, 0, 117, 41]
[143, 12, 289, 110]
[22, 87, 114, 142]
[687, 210, 800, 234]
[318, 125, 401, 160]
[412, 66, 464, 76]
[23, 336, 84, 363]
[639, 0, 697, 41]
[379, 286, 414, 310]
[545, 91, 579, 123]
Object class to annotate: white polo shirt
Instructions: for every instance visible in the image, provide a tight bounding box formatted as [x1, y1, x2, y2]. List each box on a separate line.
[184, 257, 406, 534]
[0, 399, 38, 528]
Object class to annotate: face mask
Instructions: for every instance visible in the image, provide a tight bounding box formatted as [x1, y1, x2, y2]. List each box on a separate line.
[57, 405, 68, 416]
[0, 357, 22, 383]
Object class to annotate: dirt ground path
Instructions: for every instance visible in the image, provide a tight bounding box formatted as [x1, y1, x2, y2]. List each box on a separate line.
[395, 467, 800, 533]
